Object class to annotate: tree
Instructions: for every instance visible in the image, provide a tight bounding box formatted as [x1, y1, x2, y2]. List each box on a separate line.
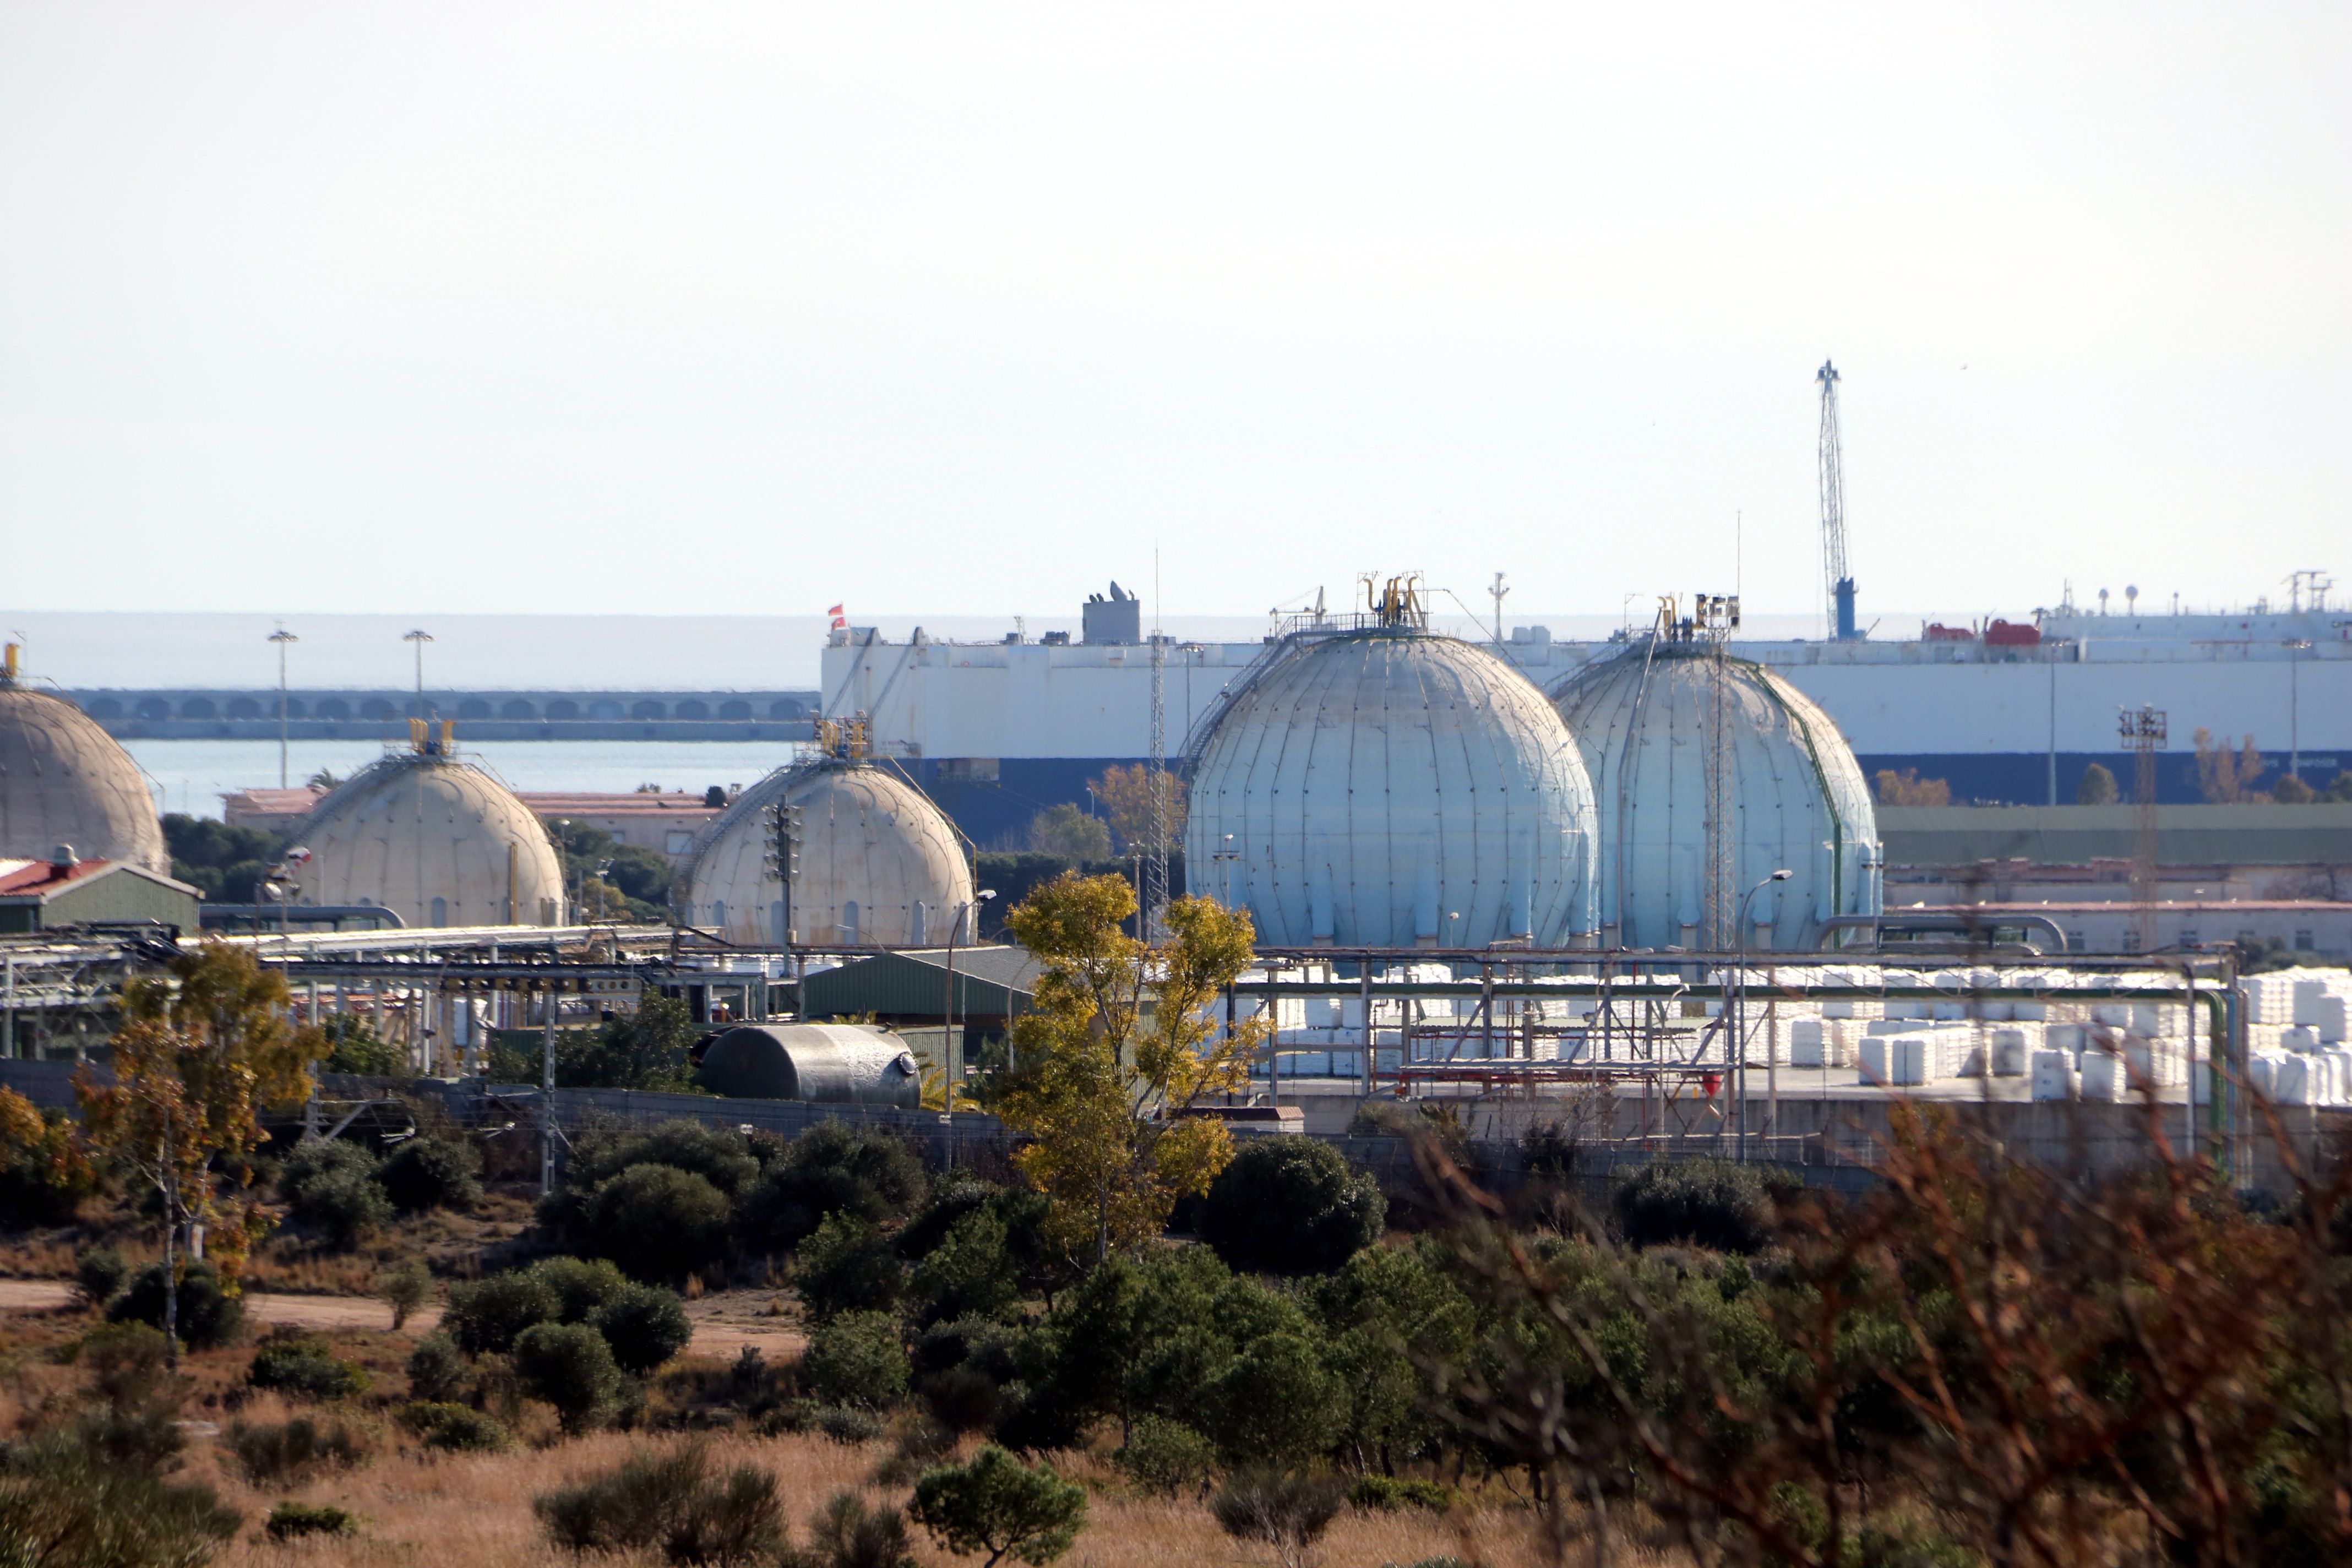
[1088, 764, 1188, 854]
[1025, 804, 1111, 860]
[1873, 768, 1951, 806]
[2194, 726, 2268, 802]
[910, 1446, 1088, 1568]
[513, 1321, 624, 1434]
[2076, 761, 2120, 804]
[997, 874, 1266, 1263]
[77, 942, 323, 1364]
[2273, 772, 2317, 804]
[159, 814, 284, 901]
[1197, 1137, 1384, 1276]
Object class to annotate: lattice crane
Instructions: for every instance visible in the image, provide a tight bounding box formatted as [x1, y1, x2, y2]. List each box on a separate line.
[1817, 360, 1859, 640]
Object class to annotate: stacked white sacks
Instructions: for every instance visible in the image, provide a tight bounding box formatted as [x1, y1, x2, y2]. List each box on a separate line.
[2032, 1050, 2081, 1101]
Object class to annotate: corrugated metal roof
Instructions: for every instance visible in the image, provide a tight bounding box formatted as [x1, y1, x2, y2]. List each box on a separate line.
[1881, 804, 2352, 868]
[799, 945, 1040, 1021]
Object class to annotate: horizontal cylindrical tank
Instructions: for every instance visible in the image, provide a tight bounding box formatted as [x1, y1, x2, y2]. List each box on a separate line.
[1186, 629, 1598, 947]
[696, 1022, 922, 1107]
[1549, 642, 1880, 951]
[687, 760, 973, 948]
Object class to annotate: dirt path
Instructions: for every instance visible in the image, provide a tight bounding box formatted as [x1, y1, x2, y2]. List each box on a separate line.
[0, 1278, 804, 1358]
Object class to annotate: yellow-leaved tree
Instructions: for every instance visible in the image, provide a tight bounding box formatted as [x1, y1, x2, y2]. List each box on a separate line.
[77, 942, 323, 1363]
[998, 872, 1266, 1264]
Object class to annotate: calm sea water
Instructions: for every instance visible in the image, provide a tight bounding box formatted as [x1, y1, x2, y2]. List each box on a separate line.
[124, 739, 799, 820]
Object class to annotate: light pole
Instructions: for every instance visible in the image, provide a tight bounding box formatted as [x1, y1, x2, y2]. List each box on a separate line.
[402, 629, 433, 718]
[1733, 869, 1792, 1163]
[2286, 639, 2312, 780]
[269, 627, 298, 788]
[943, 889, 997, 1103]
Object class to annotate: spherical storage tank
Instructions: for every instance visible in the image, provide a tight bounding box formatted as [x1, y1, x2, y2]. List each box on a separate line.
[686, 760, 973, 947]
[1185, 616, 1599, 948]
[0, 660, 167, 873]
[296, 746, 565, 928]
[697, 1023, 921, 1107]
[1550, 640, 1881, 950]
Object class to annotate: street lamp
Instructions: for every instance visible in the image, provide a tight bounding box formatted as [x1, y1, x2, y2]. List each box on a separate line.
[268, 627, 298, 788]
[943, 889, 998, 1102]
[402, 629, 434, 718]
[1733, 869, 1793, 1163]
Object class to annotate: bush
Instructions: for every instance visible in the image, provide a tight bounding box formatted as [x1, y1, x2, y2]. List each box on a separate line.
[1198, 1137, 1384, 1277]
[0, 1088, 99, 1223]
[67, 1323, 186, 1473]
[110, 1260, 245, 1350]
[1348, 1475, 1455, 1512]
[230, 1413, 373, 1484]
[0, 1436, 240, 1568]
[741, 1123, 925, 1251]
[796, 1213, 903, 1321]
[909, 1445, 1088, 1568]
[568, 1118, 764, 1199]
[1610, 1158, 1773, 1254]
[73, 1245, 128, 1310]
[592, 1284, 694, 1374]
[266, 1501, 357, 1540]
[290, 1163, 393, 1250]
[444, 1270, 561, 1354]
[378, 1259, 433, 1330]
[535, 1440, 782, 1565]
[319, 1012, 404, 1076]
[531, 1255, 634, 1322]
[584, 1163, 733, 1283]
[1115, 1415, 1218, 1498]
[514, 1321, 625, 1434]
[379, 1136, 482, 1212]
[801, 1310, 908, 1409]
[815, 1404, 885, 1445]
[248, 1329, 371, 1401]
[396, 1400, 511, 1452]
[797, 1490, 917, 1568]
[908, 1208, 1019, 1326]
[1210, 1471, 1348, 1568]
[405, 1332, 470, 1402]
[1203, 1333, 1347, 1468]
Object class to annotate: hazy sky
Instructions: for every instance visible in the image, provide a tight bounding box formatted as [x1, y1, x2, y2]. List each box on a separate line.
[3, 4, 2345, 628]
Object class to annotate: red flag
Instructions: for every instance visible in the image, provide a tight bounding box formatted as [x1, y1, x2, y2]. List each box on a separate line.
[826, 603, 846, 631]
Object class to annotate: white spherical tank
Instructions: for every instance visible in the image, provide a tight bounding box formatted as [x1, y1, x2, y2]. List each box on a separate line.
[1549, 643, 1881, 951]
[297, 753, 565, 928]
[0, 679, 167, 873]
[1185, 630, 1598, 948]
[686, 761, 973, 948]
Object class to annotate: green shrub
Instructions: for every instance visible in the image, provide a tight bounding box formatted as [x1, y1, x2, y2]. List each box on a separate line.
[797, 1490, 917, 1568]
[0, 1436, 240, 1568]
[815, 1404, 885, 1445]
[1347, 1475, 1455, 1512]
[801, 1311, 908, 1409]
[65, 1323, 186, 1474]
[73, 1246, 128, 1310]
[1610, 1158, 1773, 1254]
[514, 1322, 625, 1434]
[248, 1329, 371, 1400]
[1198, 1137, 1384, 1276]
[265, 1501, 358, 1540]
[290, 1163, 393, 1250]
[584, 1163, 733, 1282]
[0, 1090, 99, 1223]
[379, 1137, 482, 1212]
[110, 1260, 244, 1350]
[378, 1259, 433, 1330]
[405, 1331, 470, 1402]
[1115, 1415, 1218, 1498]
[908, 1208, 1019, 1326]
[567, 1118, 764, 1198]
[396, 1401, 511, 1452]
[592, 1284, 694, 1374]
[535, 1440, 782, 1565]
[229, 1413, 373, 1485]
[909, 1445, 1088, 1568]
[530, 1255, 634, 1322]
[1202, 1333, 1347, 1467]
[796, 1212, 903, 1321]
[320, 1013, 405, 1076]
[444, 1270, 561, 1354]
[741, 1123, 925, 1251]
[1211, 1471, 1348, 1566]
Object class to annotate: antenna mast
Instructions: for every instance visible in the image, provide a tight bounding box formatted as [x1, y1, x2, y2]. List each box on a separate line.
[1817, 361, 1857, 640]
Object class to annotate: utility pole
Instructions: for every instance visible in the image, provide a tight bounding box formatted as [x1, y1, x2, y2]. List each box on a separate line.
[269, 627, 298, 788]
[403, 628, 433, 718]
[763, 793, 802, 957]
[1817, 361, 1858, 640]
[1488, 571, 1509, 643]
[540, 979, 558, 1197]
[2120, 706, 2168, 954]
[1145, 619, 1168, 938]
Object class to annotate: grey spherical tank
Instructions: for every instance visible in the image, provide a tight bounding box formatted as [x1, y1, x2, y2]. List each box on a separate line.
[295, 738, 565, 928]
[685, 756, 973, 948]
[0, 650, 167, 873]
[1549, 632, 1881, 951]
[1184, 582, 1599, 948]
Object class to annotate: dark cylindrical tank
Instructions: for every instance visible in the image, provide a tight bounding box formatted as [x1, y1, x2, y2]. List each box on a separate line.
[695, 1023, 922, 1108]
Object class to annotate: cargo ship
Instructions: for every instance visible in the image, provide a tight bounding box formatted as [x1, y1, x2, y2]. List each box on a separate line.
[821, 579, 2352, 846]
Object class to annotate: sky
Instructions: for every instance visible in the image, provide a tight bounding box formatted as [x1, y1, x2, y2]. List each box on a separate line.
[2, 3, 2345, 631]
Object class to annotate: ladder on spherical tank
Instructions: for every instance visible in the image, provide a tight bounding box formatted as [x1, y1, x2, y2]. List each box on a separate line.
[1817, 361, 1858, 640]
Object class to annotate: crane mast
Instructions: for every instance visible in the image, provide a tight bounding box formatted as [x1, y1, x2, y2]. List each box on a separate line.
[1817, 360, 1858, 640]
